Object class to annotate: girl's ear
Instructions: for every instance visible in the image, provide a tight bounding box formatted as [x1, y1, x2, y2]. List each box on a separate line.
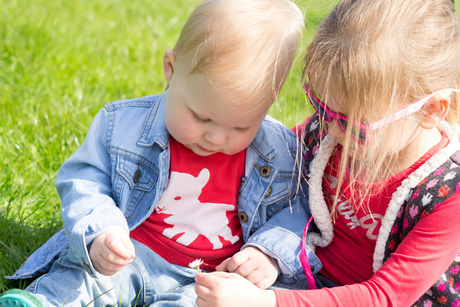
[163, 49, 176, 90]
[419, 94, 451, 129]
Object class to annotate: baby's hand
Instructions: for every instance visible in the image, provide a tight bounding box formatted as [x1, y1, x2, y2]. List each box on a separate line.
[88, 227, 135, 276]
[216, 247, 278, 289]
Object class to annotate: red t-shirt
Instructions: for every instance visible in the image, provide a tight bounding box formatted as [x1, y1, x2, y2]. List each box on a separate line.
[317, 135, 448, 286]
[130, 137, 245, 271]
[277, 123, 460, 306]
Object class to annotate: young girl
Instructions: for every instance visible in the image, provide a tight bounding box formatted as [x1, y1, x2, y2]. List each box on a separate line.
[194, 0, 460, 306]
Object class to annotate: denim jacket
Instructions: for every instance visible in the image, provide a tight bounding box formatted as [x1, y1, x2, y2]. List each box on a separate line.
[8, 92, 320, 283]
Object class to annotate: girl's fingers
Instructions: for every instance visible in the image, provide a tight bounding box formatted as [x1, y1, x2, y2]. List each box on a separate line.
[195, 281, 213, 297]
[195, 274, 217, 307]
[195, 296, 207, 307]
[194, 271, 230, 287]
[194, 272, 213, 286]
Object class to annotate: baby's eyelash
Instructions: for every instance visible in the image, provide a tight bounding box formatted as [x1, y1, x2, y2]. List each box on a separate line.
[192, 111, 210, 123]
[235, 127, 249, 132]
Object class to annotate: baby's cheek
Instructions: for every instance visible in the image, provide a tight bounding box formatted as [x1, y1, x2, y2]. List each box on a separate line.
[167, 119, 193, 143]
[228, 133, 257, 154]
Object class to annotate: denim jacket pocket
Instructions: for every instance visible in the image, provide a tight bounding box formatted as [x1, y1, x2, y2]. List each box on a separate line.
[260, 172, 295, 217]
[115, 155, 159, 218]
[247, 173, 295, 235]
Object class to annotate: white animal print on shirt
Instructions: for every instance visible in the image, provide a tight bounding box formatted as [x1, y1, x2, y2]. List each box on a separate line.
[155, 168, 240, 249]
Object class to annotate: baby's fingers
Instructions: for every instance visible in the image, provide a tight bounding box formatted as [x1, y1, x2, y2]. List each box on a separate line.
[92, 246, 130, 276]
[105, 232, 135, 260]
[120, 233, 136, 258]
[216, 258, 231, 272]
[102, 244, 133, 266]
[245, 270, 274, 290]
[225, 252, 250, 273]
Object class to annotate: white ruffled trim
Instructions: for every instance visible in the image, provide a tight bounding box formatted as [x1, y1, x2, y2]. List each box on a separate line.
[305, 122, 460, 272]
[306, 135, 337, 250]
[373, 121, 460, 272]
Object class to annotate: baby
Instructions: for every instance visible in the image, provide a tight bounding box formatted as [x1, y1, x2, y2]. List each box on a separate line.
[2, 1, 317, 306]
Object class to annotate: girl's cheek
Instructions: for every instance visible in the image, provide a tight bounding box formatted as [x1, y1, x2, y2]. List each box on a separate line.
[327, 121, 345, 139]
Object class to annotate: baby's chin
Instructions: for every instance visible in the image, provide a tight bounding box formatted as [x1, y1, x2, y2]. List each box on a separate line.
[187, 145, 218, 156]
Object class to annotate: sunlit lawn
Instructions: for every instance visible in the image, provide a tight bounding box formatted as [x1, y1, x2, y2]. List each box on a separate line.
[0, 0, 340, 292]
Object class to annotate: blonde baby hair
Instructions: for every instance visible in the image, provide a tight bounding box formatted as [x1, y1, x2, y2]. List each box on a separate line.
[173, 0, 304, 109]
[304, 0, 460, 212]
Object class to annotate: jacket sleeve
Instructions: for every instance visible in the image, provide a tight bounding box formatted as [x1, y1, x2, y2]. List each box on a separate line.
[242, 126, 320, 283]
[242, 182, 320, 283]
[55, 107, 129, 276]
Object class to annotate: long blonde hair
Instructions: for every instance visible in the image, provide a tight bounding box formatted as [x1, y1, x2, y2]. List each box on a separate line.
[174, 0, 304, 109]
[304, 0, 460, 213]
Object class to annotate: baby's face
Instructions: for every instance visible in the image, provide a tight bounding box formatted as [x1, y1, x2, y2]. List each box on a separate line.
[164, 70, 269, 156]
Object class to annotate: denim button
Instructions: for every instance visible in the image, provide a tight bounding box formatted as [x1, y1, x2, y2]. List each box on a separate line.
[133, 170, 142, 183]
[259, 166, 271, 178]
[264, 187, 272, 198]
[238, 211, 248, 223]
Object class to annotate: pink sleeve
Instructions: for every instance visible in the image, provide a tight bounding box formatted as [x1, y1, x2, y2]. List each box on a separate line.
[274, 191, 460, 307]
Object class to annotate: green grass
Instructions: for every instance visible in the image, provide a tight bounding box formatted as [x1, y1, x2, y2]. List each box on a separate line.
[0, 0, 338, 293]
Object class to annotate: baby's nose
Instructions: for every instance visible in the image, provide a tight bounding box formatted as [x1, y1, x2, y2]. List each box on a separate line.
[203, 127, 228, 146]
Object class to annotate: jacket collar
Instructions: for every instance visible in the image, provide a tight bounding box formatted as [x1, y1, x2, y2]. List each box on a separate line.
[137, 92, 169, 149]
[135, 93, 281, 161]
[248, 116, 281, 163]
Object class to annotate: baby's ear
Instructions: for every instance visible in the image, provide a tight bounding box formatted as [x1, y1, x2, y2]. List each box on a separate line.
[163, 49, 176, 89]
[419, 94, 451, 129]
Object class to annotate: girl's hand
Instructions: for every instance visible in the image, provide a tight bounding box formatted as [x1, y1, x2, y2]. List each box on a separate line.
[194, 271, 277, 307]
[88, 227, 136, 276]
[216, 247, 278, 289]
